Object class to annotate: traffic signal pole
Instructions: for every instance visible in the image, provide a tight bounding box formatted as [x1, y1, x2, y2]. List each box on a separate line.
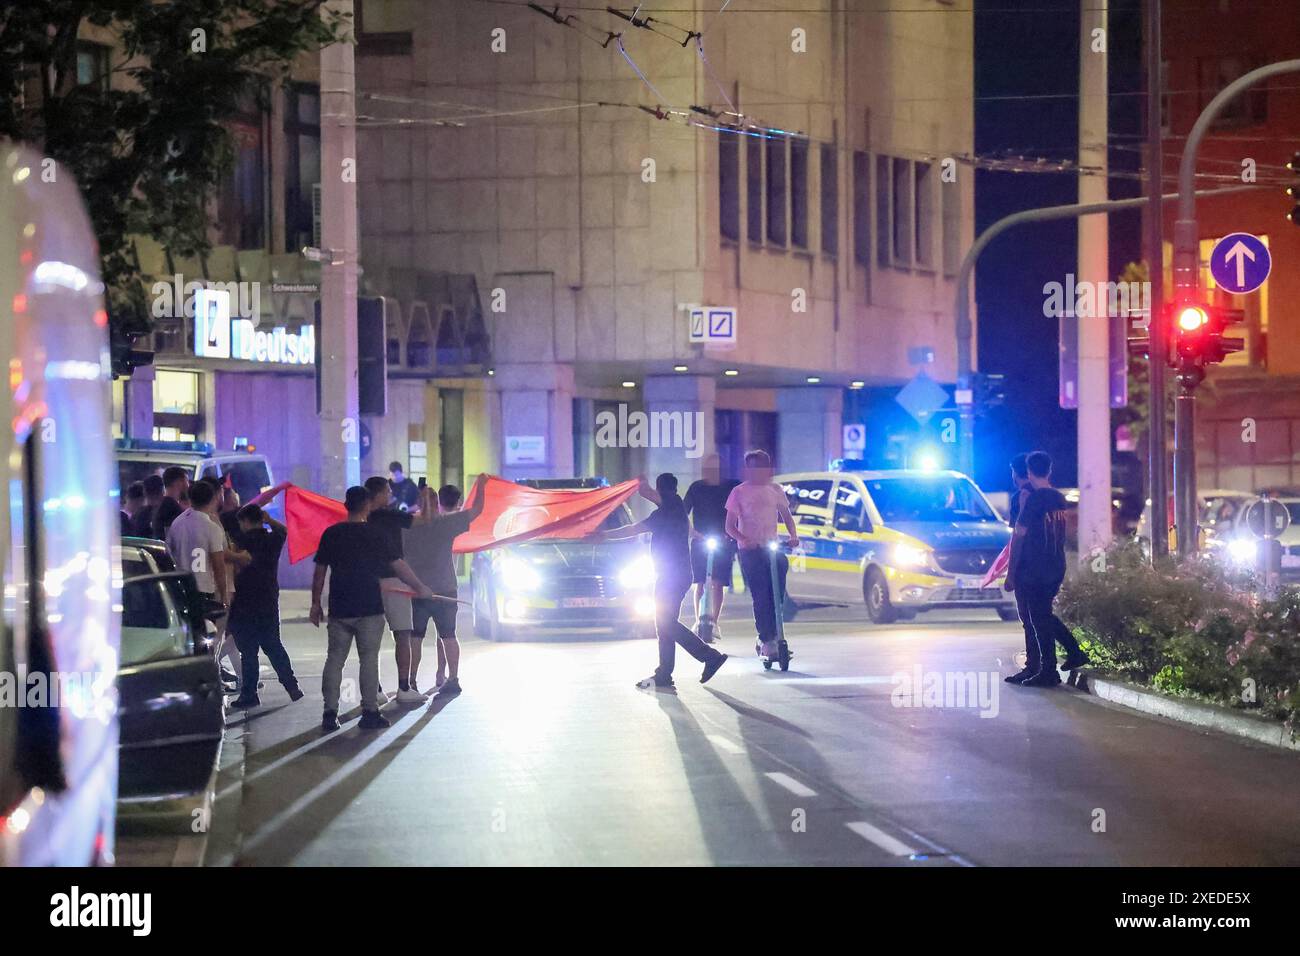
[1143, 0, 1168, 559]
[1170, 58, 1300, 556]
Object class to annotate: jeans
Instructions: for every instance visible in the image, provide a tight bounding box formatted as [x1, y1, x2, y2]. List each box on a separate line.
[654, 578, 722, 680]
[1018, 578, 1080, 675]
[230, 613, 298, 696]
[738, 547, 788, 643]
[321, 614, 386, 713]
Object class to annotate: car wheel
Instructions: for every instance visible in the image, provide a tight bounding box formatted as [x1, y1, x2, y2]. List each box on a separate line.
[998, 607, 1021, 622]
[863, 567, 899, 624]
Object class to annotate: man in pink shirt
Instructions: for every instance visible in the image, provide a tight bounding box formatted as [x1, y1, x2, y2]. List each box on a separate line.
[725, 449, 799, 657]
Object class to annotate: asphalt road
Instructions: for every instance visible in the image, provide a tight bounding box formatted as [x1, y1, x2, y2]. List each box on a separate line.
[117, 591, 1300, 867]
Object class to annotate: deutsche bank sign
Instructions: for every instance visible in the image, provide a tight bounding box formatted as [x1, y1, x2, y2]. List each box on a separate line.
[688, 305, 737, 348]
[194, 289, 315, 365]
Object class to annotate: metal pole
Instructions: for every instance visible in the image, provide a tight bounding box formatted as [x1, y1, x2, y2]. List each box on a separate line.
[318, 0, 361, 499]
[1076, 1, 1111, 559]
[1173, 390, 1196, 557]
[1144, 0, 1168, 558]
[1168, 59, 1300, 556]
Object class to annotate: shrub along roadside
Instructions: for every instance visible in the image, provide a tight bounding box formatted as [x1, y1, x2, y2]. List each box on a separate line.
[1057, 542, 1300, 738]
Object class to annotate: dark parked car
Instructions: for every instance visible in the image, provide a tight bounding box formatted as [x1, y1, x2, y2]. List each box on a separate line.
[115, 538, 224, 813]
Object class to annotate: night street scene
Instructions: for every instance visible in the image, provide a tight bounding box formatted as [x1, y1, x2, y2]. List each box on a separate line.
[1, 0, 1299, 933]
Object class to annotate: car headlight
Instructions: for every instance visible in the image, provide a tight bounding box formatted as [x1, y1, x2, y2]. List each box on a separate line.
[891, 542, 931, 569]
[1228, 538, 1258, 565]
[499, 556, 542, 592]
[618, 556, 656, 590]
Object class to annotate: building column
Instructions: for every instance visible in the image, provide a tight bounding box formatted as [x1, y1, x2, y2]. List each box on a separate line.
[642, 375, 716, 485]
[776, 387, 843, 473]
[124, 365, 155, 440]
[493, 362, 574, 480]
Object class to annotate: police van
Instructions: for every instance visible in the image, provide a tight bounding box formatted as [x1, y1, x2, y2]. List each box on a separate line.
[115, 438, 275, 508]
[776, 463, 1017, 623]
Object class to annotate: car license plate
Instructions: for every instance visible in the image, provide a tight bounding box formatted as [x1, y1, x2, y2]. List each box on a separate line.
[562, 597, 606, 608]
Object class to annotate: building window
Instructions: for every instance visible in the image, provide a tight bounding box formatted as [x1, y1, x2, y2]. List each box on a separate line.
[357, 0, 416, 53]
[153, 369, 202, 441]
[820, 144, 838, 256]
[75, 42, 110, 92]
[216, 87, 268, 251]
[285, 83, 322, 253]
[1199, 55, 1267, 128]
[719, 134, 740, 242]
[875, 154, 891, 267]
[892, 157, 914, 267]
[746, 136, 763, 244]
[914, 161, 934, 269]
[852, 151, 869, 266]
[766, 135, 788, 246]
[790, 138, 809, 249]
[941, 178, 961, 277]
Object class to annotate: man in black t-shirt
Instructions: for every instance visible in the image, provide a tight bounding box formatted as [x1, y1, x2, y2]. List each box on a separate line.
[152, 465, 190, 540]
[1004, 451, 1089, 686]
[311, 486, 433, 731]
[1003, 453, 1039, 683]
[682, 454, 740, 641]
[592, 474, 726, 690]
[365, 475, 419, 703]
[389, 461, 420, 511]
[228, 502, 301, 709]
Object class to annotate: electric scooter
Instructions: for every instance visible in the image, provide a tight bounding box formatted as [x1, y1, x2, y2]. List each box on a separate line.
[697, 535, 719, 643]
[757, 540, 792, 671]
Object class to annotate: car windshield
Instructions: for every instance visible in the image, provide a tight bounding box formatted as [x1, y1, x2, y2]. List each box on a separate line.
[865, 476, 997, 523]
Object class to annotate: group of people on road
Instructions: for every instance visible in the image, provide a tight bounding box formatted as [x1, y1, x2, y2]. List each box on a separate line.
[308, 467, 487, 732]
[1002, 450, 1090, 686]
[592, 448, 799, 691]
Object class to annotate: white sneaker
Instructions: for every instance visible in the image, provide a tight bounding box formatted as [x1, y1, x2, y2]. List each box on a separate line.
[396, 688, 424, 703]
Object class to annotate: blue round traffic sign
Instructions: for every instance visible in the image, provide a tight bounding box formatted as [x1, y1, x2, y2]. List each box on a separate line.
[1209, 232, 1271, 294]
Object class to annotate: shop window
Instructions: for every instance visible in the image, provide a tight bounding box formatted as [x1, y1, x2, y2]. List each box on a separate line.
[217, 87, 268, 251]
[820, 143, 838, 257]
[358, 0, 416, 54]
[285, 83, 321, 254]
[746, 136, 763, 244]
[790, 138, 809, 249]
[75, 42, 110, 92]
[154, 370, 200, 415]
[766, 135, 788, 246]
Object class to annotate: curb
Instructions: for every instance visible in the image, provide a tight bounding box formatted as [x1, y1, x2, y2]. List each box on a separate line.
[1070, 670, 1300, 752]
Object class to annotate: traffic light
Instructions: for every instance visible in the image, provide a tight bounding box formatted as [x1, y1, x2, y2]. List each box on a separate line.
[110, 326, 154, 379]
[1165, 303, 1244, 370]
[1286, 152, 1300, 225]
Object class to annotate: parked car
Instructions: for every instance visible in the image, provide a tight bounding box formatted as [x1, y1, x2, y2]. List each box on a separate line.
[115, 538, 225, 813]
[777, 466, 1017, 623]
[1220, 496, 1300, 582]
[469, 478, 656, 640]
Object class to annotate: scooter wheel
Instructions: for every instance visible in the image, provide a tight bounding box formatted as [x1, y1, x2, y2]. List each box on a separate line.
[778, 642, 791, 671]
[762, 660, 773, 670]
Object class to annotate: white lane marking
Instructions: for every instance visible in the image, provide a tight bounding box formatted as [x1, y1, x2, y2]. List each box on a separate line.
[846, 821, 917, 857]
[707, 734, 745, 754]
[764, 772, 817, 797]
[783, 676, 894, 685]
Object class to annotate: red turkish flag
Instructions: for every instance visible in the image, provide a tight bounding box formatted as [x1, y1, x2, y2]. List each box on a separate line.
[284, 477, 640, 562]
[285, 485, 347, 564]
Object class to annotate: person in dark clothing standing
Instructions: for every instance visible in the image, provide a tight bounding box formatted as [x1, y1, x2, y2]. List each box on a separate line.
[682, 453, 740, 641]
[1004, 451, 1090, 687]
[365, 475, 417, 703]
[132, 474, 165, 538]
[228, 502, 302, 709]
[389, 461, 420, 511]
[592, 474, 727, 690]
[1003, 453, 1040, 684]
[153, 465, 190, 540]
[120, 481, 146, 537]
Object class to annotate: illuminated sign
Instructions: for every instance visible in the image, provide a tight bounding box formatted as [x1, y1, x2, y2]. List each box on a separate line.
[193, 292, 315, 366]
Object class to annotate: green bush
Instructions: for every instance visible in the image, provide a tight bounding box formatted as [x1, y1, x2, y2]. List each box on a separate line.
[1058, 541, 1298, 736]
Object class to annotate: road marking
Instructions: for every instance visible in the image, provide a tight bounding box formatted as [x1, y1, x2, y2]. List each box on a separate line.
[782, 676, 894, 685]
[707, 734, 745, 754]
[764, 772, 817, 797]
[846, 821, 917, 857]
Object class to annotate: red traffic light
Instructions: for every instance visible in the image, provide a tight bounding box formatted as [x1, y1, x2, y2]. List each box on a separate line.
[1176, 305, 1209, 332]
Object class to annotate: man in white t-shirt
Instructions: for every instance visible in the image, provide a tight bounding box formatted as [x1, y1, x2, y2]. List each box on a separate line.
[724, 449, 798, 657]
[166, 479, 230, 607]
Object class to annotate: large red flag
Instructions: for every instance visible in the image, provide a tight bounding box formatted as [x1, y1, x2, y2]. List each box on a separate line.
[284, 477, 639, 562]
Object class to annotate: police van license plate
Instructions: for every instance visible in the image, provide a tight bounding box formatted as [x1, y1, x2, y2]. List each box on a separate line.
[563, 597, 607, 608]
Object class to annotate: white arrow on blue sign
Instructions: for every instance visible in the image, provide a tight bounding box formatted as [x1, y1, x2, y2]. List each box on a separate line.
[1209, 232, 1271, 294]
